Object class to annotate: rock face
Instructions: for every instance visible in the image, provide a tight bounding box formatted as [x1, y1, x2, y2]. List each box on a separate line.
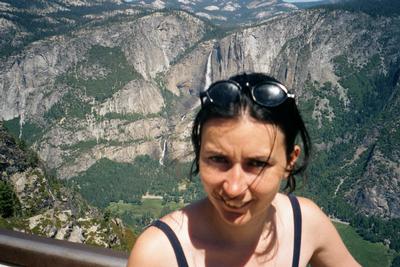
[95, 79, 164, 116]
[10, 168, 55, 215]
[167, 10, 398, 97]
[0, 9, 207, 179]
[1, 1, 399, 223]
[348, 80, 400, 218]
[122, 11, 207, 80]
[0, 122, 133, 250]
[0, 10, 206, 120]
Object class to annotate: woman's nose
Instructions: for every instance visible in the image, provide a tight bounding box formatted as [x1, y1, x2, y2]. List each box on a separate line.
[222, 164, 248, 198]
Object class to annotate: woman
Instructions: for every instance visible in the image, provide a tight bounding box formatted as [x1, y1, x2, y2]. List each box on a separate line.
[127, 73, 360, 267]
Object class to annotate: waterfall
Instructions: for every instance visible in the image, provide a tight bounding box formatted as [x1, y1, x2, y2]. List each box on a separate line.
[16, 81, 24, 139]
[203, 51, 213, 91]
[159, 139, 167, 166]
[19, 111, 25, 140]
[17, 93, 25, 140]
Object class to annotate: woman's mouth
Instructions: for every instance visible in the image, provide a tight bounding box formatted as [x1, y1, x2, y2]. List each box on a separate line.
[221, 198, 252, 211]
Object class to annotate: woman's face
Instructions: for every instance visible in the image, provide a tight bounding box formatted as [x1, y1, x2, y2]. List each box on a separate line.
[199, 114, 299, 226]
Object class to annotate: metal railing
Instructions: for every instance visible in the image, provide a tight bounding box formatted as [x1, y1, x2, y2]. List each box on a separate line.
[0, 228, 129, 267]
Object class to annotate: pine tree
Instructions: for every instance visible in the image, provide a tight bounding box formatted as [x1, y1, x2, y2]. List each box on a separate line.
[0, 181, 18, 218]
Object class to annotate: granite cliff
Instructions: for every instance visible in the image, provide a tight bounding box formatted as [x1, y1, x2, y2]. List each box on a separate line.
[1, 9, 207, 181]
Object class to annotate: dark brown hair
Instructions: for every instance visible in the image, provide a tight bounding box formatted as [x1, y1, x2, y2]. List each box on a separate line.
[190, 72, 311, 193]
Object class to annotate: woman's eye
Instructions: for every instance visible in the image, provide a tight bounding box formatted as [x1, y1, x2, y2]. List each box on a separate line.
[209, 156, 228, 164]
[248, 160, 268, 168]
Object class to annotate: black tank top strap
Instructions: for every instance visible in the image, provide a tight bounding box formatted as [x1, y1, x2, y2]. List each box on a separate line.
[288, 194, 302, 267]
[151, 220, 189, 267]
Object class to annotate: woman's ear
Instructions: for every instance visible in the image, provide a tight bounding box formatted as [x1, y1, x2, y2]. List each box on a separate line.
[284, 145, 301, 178]
[289, 145, 301, 168]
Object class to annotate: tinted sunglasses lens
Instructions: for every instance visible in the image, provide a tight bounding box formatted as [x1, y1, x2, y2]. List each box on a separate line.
[207, 82, 240, 107]
[253, 83, 287, 107]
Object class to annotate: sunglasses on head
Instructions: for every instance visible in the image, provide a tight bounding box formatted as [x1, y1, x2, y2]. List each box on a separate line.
[200, 80, 295, 108]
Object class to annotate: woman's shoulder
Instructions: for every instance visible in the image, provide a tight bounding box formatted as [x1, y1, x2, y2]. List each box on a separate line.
[275, 196, 330, 244]
[294, 195, 346, 242]
[274, 194, 326, 222]
[285, 195, 333, 243]
[127, 210, 187, 267]
[290, 195, 361, 266]
[296, 195, 326, 220]
[274, 194, 327, 234]
[126, 221, 176, 267]
[275, 193, 323, 215]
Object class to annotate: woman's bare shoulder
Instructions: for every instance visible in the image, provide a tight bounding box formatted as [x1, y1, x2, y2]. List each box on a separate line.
[127, 208, 188, 267]
[296, 196, 337, 244]
[274, 194, 328, 235]
[296, 196, 361, 267]
[296, 196, 326, 221]
[126, 222, 177, 267]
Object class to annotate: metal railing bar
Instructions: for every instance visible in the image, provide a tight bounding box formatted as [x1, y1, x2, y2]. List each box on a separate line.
[0, 228, 129, 267]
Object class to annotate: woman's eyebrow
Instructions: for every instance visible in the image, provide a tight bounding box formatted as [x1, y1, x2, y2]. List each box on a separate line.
[201, 141, 225, 151]
[246, 149, 273, 158]
[201, 146, 225, 154]
[247, 156, 270, 161]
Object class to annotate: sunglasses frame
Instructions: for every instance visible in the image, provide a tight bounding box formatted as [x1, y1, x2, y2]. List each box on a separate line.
[200, 79, 295, 108]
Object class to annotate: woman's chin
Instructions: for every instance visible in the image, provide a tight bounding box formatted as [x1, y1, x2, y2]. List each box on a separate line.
[206, 196, 261, 226]
[215, 201, 255, 226]
[219, 209, 250, 225]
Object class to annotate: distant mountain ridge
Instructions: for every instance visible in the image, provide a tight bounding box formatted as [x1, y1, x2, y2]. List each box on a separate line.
[316, 0, 400, 16]
[123, 0, 302, 26]
[0, 0, 335, 59]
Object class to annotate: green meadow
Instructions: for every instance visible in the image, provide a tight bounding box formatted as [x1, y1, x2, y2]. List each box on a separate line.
[106, 199, 183, 233]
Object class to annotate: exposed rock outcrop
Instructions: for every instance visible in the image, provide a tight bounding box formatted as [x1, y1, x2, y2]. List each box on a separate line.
[0, 122, 134, 250]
